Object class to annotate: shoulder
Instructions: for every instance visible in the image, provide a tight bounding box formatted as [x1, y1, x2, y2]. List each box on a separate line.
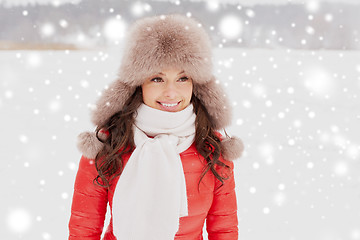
[73, 155, 102, 190]
[77, 155, 98, 174]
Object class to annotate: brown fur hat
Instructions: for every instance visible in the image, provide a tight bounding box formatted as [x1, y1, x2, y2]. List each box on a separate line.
[78, 14, 244, 160]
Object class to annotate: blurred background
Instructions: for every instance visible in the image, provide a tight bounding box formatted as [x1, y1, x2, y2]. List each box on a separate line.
[1, 0, 360, 239]
[1, 0, 360, 50]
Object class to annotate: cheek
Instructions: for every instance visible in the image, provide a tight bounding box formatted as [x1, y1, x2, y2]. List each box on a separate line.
[141, 86, 149, 103]
[142, 86, 157, 104]
[184, 85, 193, 102]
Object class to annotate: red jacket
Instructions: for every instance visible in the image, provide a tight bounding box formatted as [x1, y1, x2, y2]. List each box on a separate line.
[69, 142, 238, 239]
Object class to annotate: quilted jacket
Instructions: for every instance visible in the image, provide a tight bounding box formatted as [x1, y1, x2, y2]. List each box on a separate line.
[68, 142, 238, 239]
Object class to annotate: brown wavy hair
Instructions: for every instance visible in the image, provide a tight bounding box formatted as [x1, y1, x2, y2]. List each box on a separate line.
[94, 86, 230, 189]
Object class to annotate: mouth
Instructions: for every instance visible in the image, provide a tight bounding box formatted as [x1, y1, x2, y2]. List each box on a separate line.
[157, 101, 181, 111]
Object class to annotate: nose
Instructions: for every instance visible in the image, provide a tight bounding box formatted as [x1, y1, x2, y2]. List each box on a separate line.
[163, 81, 177, 99]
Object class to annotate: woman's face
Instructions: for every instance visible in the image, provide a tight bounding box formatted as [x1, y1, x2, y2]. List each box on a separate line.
[141, 68, 193, 112]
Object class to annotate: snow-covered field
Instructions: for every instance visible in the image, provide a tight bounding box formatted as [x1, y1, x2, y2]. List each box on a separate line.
[1, 47, 359, 240]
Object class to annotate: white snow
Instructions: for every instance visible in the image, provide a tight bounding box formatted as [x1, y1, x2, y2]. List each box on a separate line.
[48, 99, 62, 112]
[305, 0, 321, 13]
[249, 187, 257, 193]
[206, 0, 219, 11]
[303, 68, 335, 97]
[59, 19, 68, 28]
[40, 23, 56, 38]
[5, 90, 13, 98]
[0, 0, 81, 7]
[19, 134, 29, 143]
[26, 53, 42, 68]
[103, 18, 127, 43]
[130, 2, 152, 17]
[219, 15, 243, 40]
[7, 208, 32, 233]
[42, 232, 51, 240]
[1, 47, 359, 239]
[263, 207, 270, 214]
[273, 191, 287, 206]
[333, 161, 348, 176]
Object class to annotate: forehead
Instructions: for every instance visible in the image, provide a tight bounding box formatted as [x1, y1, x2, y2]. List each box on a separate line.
[157, 70, 185, 76]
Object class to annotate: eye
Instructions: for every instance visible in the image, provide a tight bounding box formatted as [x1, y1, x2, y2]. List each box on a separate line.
[178, 77, 189, 82]
[151, 77, 163, 83]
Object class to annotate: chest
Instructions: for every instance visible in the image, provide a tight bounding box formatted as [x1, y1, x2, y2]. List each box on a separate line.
[179, 150, 215, 216]
[108, 148, 216, 216]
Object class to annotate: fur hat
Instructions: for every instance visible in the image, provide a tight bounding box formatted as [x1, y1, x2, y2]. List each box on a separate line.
[78, 14, 244, 160]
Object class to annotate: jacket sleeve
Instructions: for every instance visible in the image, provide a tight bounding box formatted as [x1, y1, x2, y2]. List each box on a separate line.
[68, 155, 108, 240]
[206, 159, 238, 240]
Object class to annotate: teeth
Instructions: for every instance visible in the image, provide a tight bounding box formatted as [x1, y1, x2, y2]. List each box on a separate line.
[161, 102, 178, 107]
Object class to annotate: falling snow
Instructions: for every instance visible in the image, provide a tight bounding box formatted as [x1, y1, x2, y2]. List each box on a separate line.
[103, 17, 127, 43]
[1, 1, 360, 240]
[40, 22, 56, 38]
[7, 208, 32, 233]
[219, 15, 243, 41]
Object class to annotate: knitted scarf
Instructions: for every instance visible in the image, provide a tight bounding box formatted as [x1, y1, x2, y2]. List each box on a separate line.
[112, 103, 196, 239]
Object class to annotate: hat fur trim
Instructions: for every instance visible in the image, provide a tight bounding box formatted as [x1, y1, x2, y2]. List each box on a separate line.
[118, 14, 213, 87]
[221, 136, 244, 161]
[77, 131, 107, 159]
[91, 14, 231, 129]
[79, 14, 242, 160]
[91, 82, 135, 127]
[193, 77, 232, 129]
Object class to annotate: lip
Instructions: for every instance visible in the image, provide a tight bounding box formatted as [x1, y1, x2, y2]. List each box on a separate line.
[157, 101, 181, 112]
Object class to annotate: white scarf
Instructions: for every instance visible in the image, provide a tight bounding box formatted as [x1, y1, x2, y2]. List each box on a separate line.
[112, 103, 196, 239]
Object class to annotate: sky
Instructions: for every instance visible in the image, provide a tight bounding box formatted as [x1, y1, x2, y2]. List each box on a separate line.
[1, 0, 360, 7]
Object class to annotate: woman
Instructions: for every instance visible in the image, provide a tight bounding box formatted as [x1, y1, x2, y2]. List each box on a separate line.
[69, 14, 244, 240]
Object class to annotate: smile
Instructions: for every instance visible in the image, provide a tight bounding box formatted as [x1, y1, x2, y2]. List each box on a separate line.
[159, 102, 180, 107]
[157, 101, 182, 110]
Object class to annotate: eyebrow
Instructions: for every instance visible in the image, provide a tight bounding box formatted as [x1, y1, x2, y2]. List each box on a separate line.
[157, 70, 185, 76]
